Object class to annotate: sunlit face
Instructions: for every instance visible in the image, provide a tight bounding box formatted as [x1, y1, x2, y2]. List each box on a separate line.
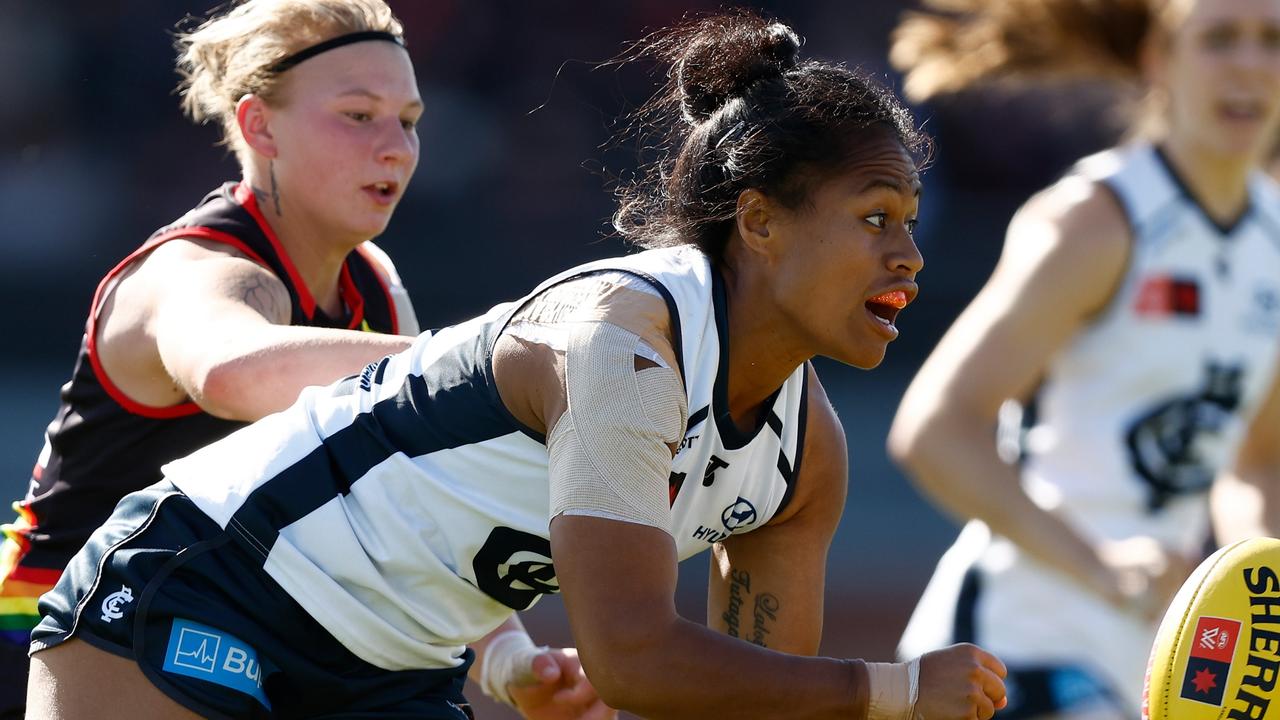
[1161, 0, 1280, 159]
[766, 132, 923, 369]
[265, 40, 422, 238]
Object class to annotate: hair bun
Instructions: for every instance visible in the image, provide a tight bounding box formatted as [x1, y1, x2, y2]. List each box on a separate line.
[674, 15, 801, 123]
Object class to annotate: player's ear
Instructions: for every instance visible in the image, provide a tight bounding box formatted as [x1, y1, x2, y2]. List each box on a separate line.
[236, 94, 278, 159]
[735, 188, 779, 261]
[1139, 21, 1170, 93]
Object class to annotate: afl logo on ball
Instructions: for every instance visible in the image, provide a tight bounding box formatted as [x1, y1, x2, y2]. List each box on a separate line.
[1179, 616, 1240, 707]
[721, 497, 757, 531]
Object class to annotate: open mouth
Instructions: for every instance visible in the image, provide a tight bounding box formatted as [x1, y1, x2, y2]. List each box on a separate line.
[1219, 99, 1264, 123]
[365, 181, 400, 199]
[865, 290, 908, 329]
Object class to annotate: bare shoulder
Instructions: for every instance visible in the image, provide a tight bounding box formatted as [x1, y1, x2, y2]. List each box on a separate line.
[493, 273, 680, 435]
[993, 174, 1132, 317]
[767, 363, 847, 528]
[143, 236, 258, 264]
[1008, 174, 1130, 266]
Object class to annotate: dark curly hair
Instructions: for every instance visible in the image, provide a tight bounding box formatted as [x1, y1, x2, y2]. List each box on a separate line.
[613, 11, 931, 266]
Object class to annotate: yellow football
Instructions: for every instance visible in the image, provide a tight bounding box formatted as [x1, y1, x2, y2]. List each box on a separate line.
[1143, 537, 1280, 720]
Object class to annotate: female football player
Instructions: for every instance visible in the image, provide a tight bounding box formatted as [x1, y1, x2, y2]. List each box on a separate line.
[888, 0, 1280, 716]
[27, 11, 1008, 720]
[2, 2, 603, 718]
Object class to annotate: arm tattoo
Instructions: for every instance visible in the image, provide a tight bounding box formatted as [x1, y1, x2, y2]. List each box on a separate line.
[751, 589, 780, 647]
[721, 569, 781, 647]
[723, 569, 748, 639]
[236, 273, 288, 323]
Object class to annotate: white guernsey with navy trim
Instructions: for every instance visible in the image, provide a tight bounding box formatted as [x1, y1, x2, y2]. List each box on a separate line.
[901, 143, 1280, 707]
[165, 246, 808, 671]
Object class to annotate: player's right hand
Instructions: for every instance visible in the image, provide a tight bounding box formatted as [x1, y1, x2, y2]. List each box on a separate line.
[914, 643, 1008, 720]
[508, 647, 617, 720]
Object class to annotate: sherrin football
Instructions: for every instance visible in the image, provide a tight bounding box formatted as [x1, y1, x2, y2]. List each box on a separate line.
[1143, 537, 1280, 720]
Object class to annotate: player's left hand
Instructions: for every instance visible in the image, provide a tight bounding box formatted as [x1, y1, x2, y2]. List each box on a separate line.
[1098, 535, 1201, 620]
[509, 647, 617, 720]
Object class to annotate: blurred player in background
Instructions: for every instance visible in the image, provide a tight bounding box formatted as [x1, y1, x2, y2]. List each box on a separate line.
[887, 0, 1280, 716]
[25, 11, 1011, 720]
[0, 1, 606, 719]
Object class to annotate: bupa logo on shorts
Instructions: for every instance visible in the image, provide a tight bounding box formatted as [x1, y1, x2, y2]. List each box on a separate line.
[1179, 615, 1240, 707]
[163, 618, 272, 709]
[720, 497, 757, 531]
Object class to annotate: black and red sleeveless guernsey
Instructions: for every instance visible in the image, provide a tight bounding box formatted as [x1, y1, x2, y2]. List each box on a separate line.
[0, 182, 400, 648]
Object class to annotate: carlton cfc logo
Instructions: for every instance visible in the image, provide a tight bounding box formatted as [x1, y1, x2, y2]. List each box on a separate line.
[100, 585, 134, 623]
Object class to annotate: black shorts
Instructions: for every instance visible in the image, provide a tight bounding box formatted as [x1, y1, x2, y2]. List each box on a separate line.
[31, 481, 474, 719]
[0, 636, 27, 719]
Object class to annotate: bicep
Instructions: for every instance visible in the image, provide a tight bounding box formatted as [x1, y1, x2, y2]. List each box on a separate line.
[708, 367, 846, 655]
[149, 249, 290, 387]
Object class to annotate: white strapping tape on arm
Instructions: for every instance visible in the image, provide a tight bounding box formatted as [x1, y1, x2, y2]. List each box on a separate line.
[865, 657, 921, 720]
[548, 321, 686, 534]
[478, 630, 548, 708]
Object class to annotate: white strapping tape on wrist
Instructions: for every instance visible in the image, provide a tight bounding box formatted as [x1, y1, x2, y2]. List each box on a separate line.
[478, 630, 547, 708]
[865, 657, 922, 720]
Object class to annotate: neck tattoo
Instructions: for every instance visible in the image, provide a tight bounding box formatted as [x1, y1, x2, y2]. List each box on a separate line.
[269, 160, 283, 216]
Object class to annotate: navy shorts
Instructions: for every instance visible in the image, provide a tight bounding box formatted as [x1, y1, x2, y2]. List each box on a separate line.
[31, 481, 474, 719]
[1000, 664, 1127, 718]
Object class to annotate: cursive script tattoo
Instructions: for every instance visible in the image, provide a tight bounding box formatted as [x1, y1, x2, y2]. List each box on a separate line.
[751, 592, 780, 647]
[720, 569, 781, 647]
[722, 569, 750, 639]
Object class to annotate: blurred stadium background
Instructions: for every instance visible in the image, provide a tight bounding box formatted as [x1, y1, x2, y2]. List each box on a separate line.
[0, 1, 1126, 716]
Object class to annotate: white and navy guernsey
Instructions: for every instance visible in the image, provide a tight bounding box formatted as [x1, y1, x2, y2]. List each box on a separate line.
[166, 245, 808, 672]
[900, 142, 1280, 708]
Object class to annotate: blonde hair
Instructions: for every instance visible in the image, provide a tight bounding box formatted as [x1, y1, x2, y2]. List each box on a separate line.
[175, 0, 404, 163]
[890, 0, 1188, 103]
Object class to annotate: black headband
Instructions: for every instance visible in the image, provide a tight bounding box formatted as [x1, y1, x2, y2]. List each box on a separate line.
[269, 31, 404, 74]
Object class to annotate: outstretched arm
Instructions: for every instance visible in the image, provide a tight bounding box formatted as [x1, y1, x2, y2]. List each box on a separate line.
[138, 238, 412, 420]
[553, 515, 865, 719]
[710, 367, 1007, 719]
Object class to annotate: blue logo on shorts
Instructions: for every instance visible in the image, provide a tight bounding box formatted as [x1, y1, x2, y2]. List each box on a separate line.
[162, 618, 271, 709]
